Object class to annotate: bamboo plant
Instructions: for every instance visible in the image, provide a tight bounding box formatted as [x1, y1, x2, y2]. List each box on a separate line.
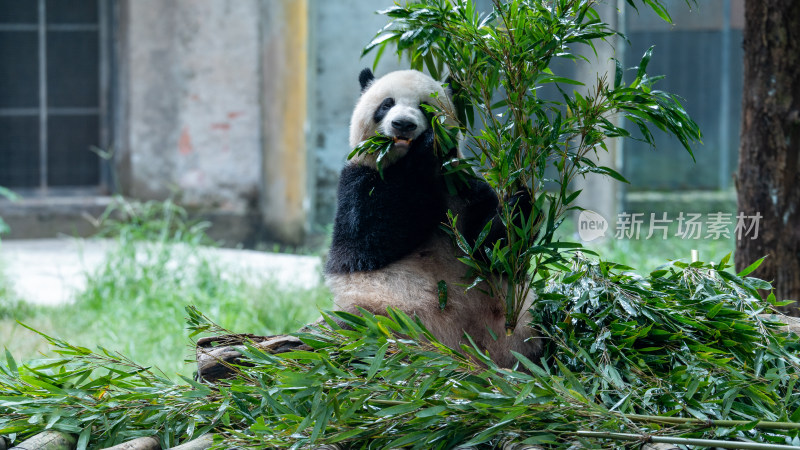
[362, 0, 701, 332]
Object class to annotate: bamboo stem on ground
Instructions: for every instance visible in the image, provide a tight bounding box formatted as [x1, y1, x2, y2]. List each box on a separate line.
[9, 431, 76, 450]
[576, 431, 800, 450]
[171, 435, 214, 450]
[625, 413, 800, 430]
[99, 436, 159, 450]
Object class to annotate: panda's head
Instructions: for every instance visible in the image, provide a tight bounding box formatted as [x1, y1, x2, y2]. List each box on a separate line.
[349, 68, 459, 169]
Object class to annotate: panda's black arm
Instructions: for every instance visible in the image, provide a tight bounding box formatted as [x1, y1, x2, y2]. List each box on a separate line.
[325, 145, 445, 274]
[456, 178, 533, 255]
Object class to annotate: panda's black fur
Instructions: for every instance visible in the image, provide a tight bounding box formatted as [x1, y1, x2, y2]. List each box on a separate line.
[324, 68, 541, 367]
[326, 129, 444, 273]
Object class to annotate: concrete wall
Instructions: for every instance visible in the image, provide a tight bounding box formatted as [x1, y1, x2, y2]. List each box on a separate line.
[260, 0, 311, 245]
[310, 1, 405, 228]
[116, 0, 403, 245]
[122, 0, 263, 214]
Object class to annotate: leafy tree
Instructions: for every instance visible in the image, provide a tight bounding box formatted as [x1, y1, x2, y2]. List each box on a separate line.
[363, 0, 701, 331]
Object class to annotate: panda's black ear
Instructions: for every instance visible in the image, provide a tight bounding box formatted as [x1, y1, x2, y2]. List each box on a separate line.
[444, 74, 458, 97]
[359, 68, 375, 93]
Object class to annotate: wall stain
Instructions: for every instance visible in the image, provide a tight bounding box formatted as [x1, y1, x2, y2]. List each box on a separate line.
[179, 126, 193, 155]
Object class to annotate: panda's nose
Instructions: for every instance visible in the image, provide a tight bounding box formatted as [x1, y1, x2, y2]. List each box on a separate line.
[391, 119, 417, 133]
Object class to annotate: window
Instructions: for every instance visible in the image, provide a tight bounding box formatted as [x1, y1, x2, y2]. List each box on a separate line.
[0, 0, 112, 194]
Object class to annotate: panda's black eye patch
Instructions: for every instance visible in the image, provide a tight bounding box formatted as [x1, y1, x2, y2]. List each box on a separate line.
[373, 97, 395, 123]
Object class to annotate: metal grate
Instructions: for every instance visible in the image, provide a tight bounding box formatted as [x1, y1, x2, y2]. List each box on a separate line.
[0, 0, 110, 195]
[621, 0, 742, 192]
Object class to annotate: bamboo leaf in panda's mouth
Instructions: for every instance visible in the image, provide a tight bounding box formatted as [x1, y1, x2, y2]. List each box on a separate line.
[348, 133, 395, 178]
[347, 97, 464, 182]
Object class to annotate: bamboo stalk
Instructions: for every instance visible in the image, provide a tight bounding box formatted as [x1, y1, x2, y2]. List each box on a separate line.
[99, 436, 159, 450]
[624, 413, 800, 431]
[9, 431, 76, 450]
[171, 435, 214, 450]
[576, 431, 800, 450]
[500, 439, 544, 450]
[641, 444, 679, 450]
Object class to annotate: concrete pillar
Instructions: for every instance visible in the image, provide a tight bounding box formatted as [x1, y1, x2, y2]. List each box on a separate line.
[120, 0, 264, 244]
[572, 2, 623, 239]
[260, 0, 311, 245]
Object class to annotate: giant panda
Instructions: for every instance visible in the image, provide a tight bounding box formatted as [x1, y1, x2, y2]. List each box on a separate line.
[324, 68, 541, 368]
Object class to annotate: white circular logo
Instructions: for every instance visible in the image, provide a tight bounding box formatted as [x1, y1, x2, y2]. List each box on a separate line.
[577, 210, 608, 242]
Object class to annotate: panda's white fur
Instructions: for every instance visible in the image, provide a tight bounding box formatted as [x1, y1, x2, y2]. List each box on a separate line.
[348, 70, 460, 169]
[325, 69, 541, 368]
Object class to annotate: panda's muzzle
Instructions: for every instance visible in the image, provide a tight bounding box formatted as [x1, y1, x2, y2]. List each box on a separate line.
[392, 119, 417, 134]
[391, 119, 417, 147]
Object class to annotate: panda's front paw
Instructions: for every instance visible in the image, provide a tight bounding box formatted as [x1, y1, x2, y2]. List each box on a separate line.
[412, 127, 435, 151]
[393, 128, 438, 172]
[504, 190, 533, 222]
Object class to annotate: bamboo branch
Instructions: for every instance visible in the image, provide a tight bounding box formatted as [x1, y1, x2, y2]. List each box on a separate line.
[624, 413, 800, 431]
[576, 431, 800, 450]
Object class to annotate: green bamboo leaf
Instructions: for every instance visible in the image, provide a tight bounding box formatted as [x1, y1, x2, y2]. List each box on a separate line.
[19, 376, 67, 395]
[366, 342, 389, 380]
[363, 33, 396, 56]
[4, 349, 18, 374]
[374, 400, 424, 417]
[415, 405, 447, 418]
[614, 58, 623, 88]
[737, 256, 766, 277]
[76, 425, 91, 450]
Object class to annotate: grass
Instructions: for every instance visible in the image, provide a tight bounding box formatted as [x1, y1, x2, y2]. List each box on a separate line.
[0, 198, 331, 378]
[0, 240, 331, 378]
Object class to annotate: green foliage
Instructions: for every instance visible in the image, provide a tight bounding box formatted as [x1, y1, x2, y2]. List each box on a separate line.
[92, 195, 214, 246]
[2, 196, 329, 376]
[2, 260, 799, 448]
[0, 186, 18, 237]
[0, 186, 30, 320]
[536, 255, 800, 425]
[364, 0, 702, 331]
[348, 132, 395, 177]
[63, 236, 328, 376]
[0, 274, 31, 321]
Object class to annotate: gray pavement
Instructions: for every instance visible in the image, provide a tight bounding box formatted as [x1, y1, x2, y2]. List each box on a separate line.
[0, 238, 323, 306]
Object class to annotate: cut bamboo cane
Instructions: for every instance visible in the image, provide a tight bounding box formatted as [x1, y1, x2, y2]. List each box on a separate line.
[9, 431, 76, 450]
[196, 333, 311, 382]
[500, 440, 544, 450]
[576, 431, 800, 450]
[171, 435, 214, 450]
[98, 436, 159, 450]
[625, 413, 800, 430]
